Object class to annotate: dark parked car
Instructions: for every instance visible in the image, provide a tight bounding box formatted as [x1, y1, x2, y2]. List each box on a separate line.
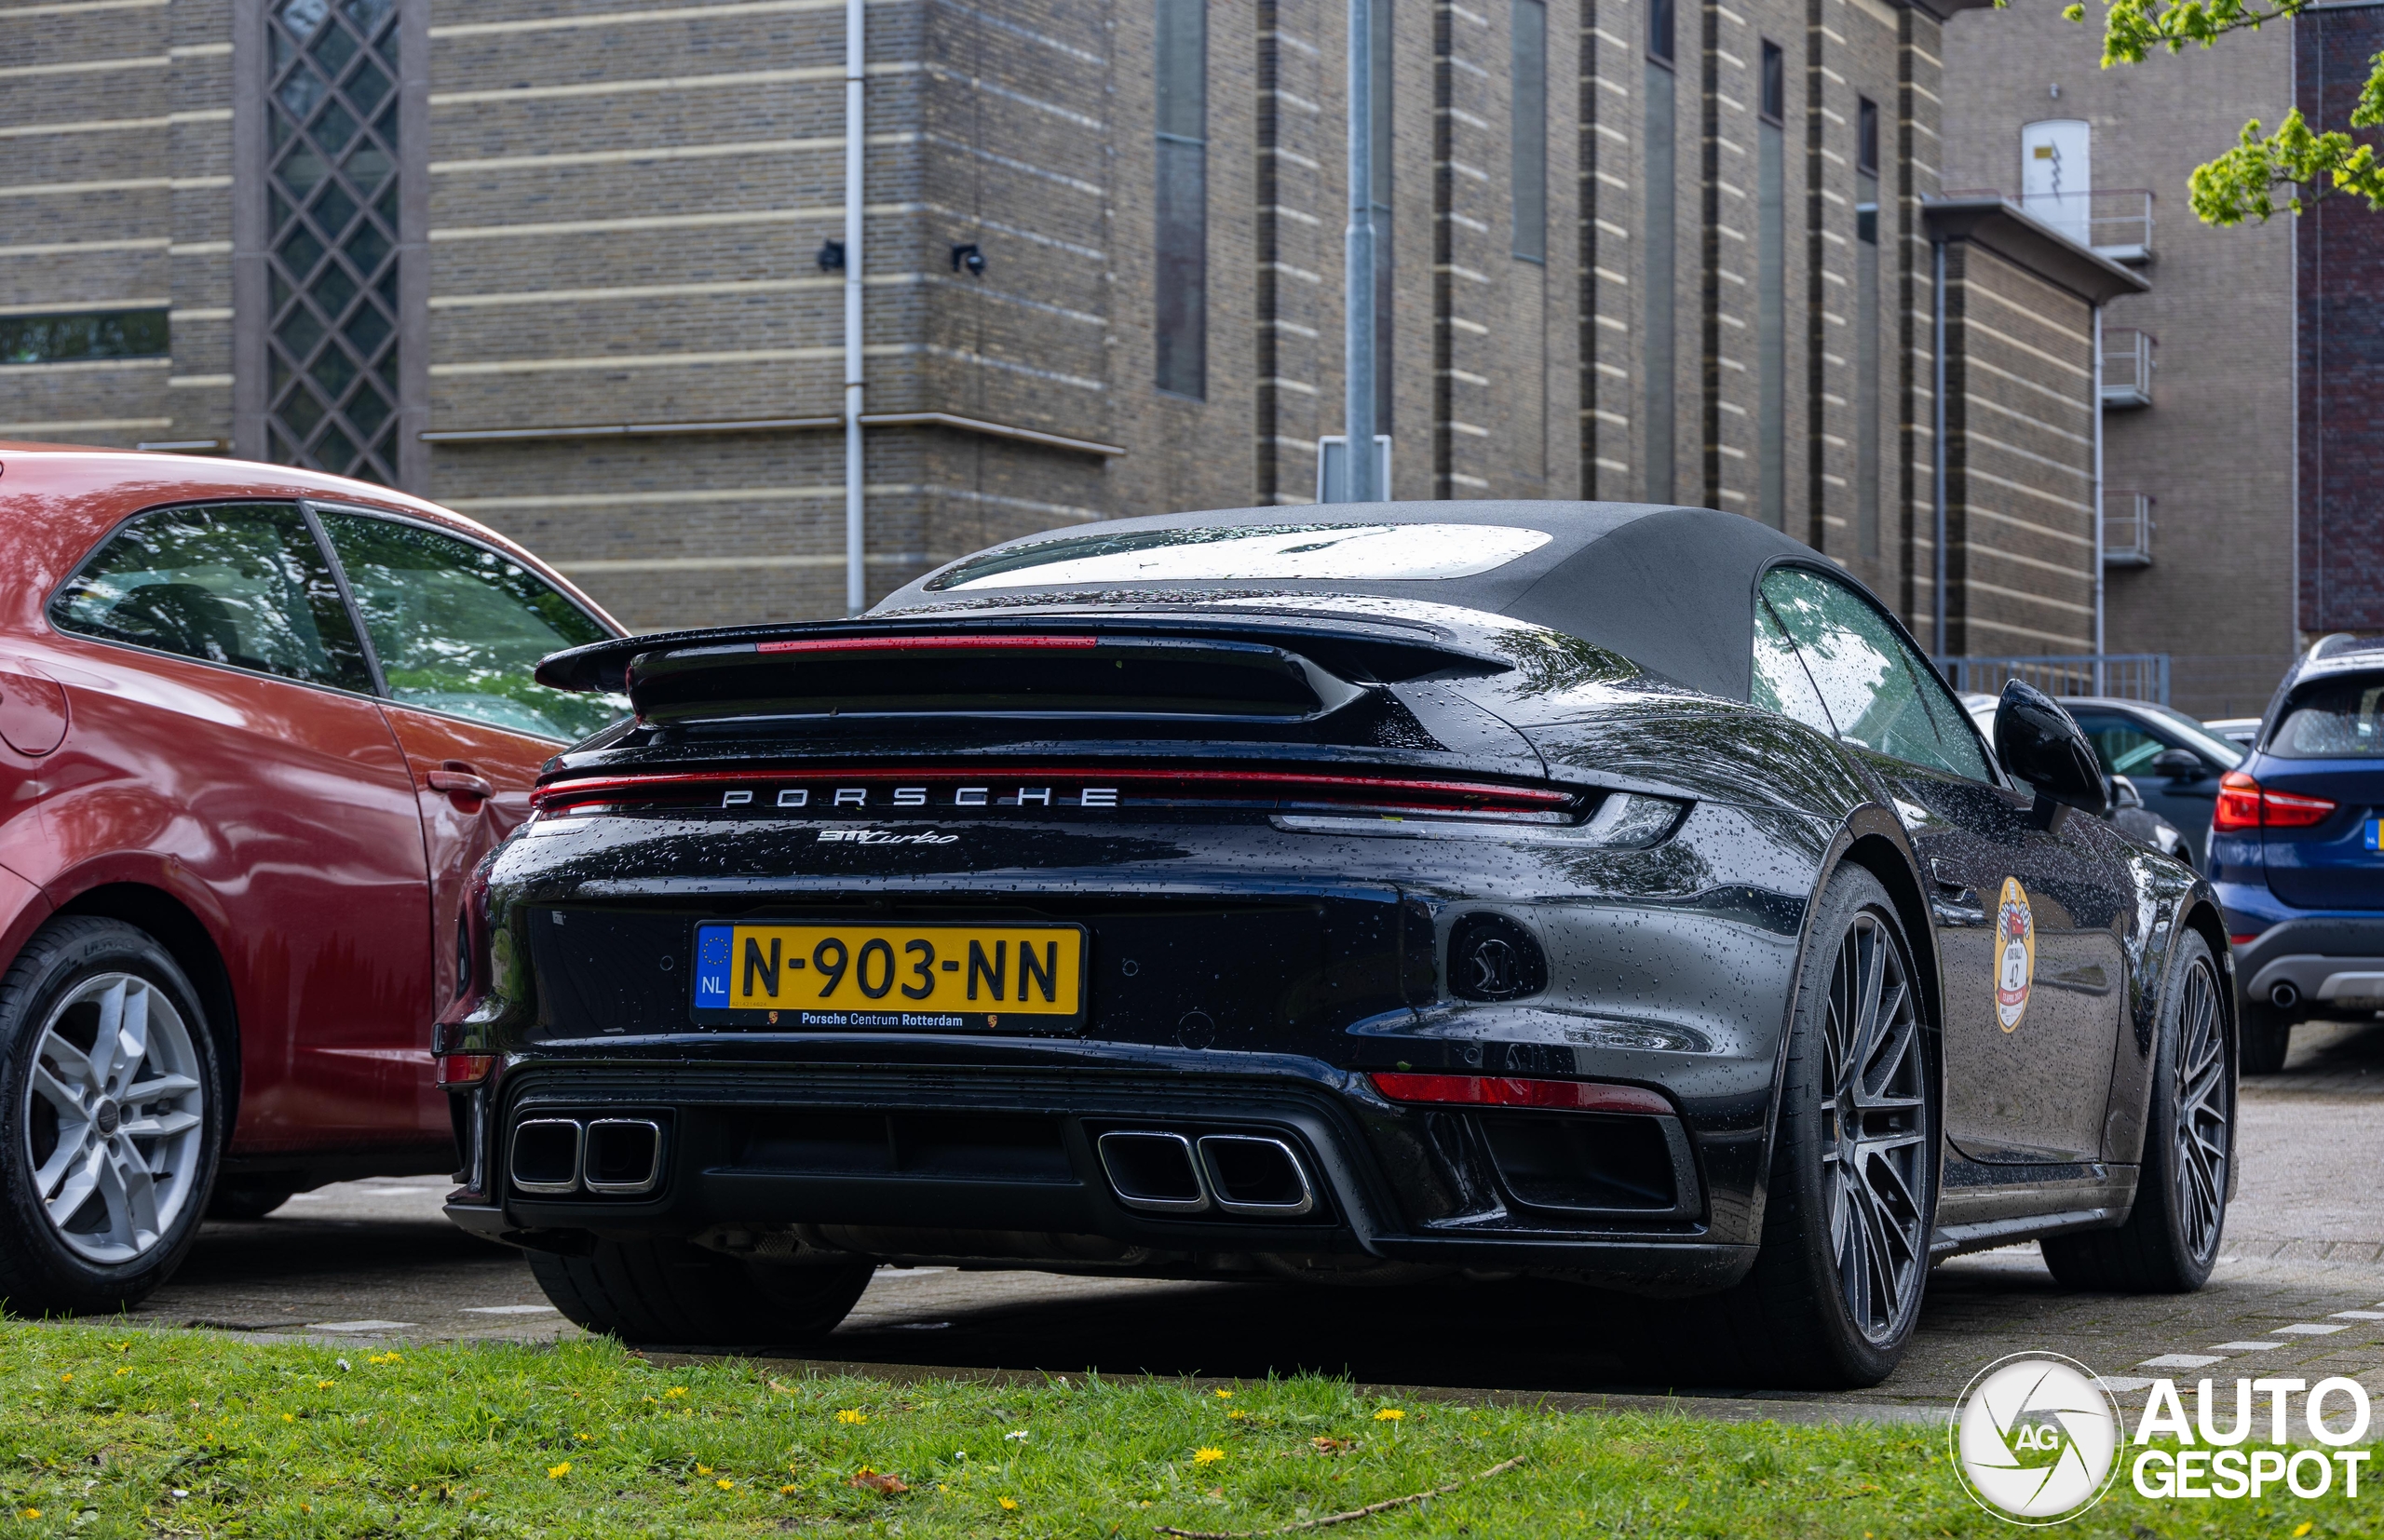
[0, 444, 623, 1316]
[2061, 698, 2245, 860]
[1959, 695, 2192, 867]
[442, 502, 2233, 1389]
[2210, 635, 2384, 1073]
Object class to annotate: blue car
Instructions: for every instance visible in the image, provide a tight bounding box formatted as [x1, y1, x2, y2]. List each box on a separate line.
[2210, 635, 2384, 1072]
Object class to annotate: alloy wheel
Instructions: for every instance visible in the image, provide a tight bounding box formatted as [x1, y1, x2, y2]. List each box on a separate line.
[1818, 911, 1929, 1344]
[2170, 956, 2229, 1262]
[22, 973, 207, 1265]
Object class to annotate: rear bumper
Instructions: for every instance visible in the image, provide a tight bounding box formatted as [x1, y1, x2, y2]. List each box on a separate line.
[2224, 912, 2384, 1008]
[443, 1054, 1754, 1294]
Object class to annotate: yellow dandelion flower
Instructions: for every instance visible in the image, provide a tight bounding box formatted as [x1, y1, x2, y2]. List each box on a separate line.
[1193, 1448, 1226, 1466]
[115, 1368, 129, 1377]
[836, 1409, 867, 1425]
[547, 1462, 571, 1479]
[696, 1464, 713, 1476]
[21, 1509, 40, 1520]
[716, 1478, 735, 1490]
[299, 1504, 312, 1514]
[998, 1496, 1020, 1510]
[1374, 1408, 1404, 1422]
[664, 1387, 689, 1398]
[780, 1484, 797, 1496]
[317, 1380, 334, 1389]
[576, 1432, 592, 1441]
[59, 1373, 71, 1382]
[2295, 1528, 2315, 1539]
[1226, 1410, 1247, 1421]
[1213, 1389, 1234, 1398]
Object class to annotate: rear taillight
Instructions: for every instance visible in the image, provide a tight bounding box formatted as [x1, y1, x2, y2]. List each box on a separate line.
[1369, 1073, 1672, 1115]
[2263, 787, 2339, 827]
[436, 1054, 495, 1087]
[2213, 769, 2337, 832]
[530, 766, 1582, 822]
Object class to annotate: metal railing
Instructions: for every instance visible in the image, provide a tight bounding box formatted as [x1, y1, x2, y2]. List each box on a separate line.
[1934, 653, 2172, 704]
[2103, 492, 2153, 567]
[1940, 187, 2153, 263]
[2101, 328, 2153, 409]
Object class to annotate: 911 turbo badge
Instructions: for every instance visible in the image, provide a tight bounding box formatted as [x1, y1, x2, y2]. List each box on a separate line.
[812, 828, 961, 844]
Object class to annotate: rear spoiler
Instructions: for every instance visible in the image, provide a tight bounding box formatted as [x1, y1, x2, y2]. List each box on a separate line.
[535, 613, 1512, 696]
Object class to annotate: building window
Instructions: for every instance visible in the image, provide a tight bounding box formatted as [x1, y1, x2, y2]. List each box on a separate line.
[1, 309, 169, 366]
[1154, 0, 1208, 399]
[1643, 0, 1676, 502]
[1511, 0, 1547, 262]
[1757, 41, 1785, 531]
[1856, 96, 1881, 560]
[263, 0, 405, 484]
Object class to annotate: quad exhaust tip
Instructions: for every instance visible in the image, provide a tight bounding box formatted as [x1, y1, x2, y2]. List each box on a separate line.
[508, 1116, 664, 1197]
[1096, 1130, 1316, 1218]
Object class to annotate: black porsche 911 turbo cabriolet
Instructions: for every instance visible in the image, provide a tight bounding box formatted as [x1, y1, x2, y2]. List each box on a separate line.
[438, 501, 2234, 1388]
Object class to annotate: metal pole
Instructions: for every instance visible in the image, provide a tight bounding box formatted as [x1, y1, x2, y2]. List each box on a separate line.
[1931, 238, 1948, 659]
[1342, 0, 1377, 502]
[2092, 304, 2106, 694]
[843, 0, 867, 615]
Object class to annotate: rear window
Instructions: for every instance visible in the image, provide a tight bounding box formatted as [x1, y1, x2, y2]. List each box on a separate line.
[2269, 675, 2384, 759]
[928, 523, 1552, 590]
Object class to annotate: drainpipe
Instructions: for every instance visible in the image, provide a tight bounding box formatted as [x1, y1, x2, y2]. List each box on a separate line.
[1342, 0, 1377, 502]
[843, 0, 866, 616]
[1931, 237, 1948, 661]
[2092, 303, 2106, 693]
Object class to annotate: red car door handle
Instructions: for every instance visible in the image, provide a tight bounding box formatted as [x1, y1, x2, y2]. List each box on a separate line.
[427, 769, 494, 799]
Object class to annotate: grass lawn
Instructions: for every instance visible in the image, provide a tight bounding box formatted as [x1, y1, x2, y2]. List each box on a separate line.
[0, 1321, 2364, 1536]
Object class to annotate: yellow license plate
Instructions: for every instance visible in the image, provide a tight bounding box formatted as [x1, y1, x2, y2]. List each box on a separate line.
[691, 921, 1085, 1031]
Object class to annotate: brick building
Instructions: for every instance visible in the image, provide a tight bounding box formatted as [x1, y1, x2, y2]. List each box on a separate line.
[2298, 3, 2384, 645]
[5, 0, 2128, 645]
[1943, 0, 2302, 716]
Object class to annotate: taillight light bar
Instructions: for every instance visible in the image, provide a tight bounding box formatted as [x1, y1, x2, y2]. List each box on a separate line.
[753, 635, 1099, 655]
[1369, 1072, 1673, 1115]
[529, 766, 1579, 818]
[2212, 769, 2337, 832]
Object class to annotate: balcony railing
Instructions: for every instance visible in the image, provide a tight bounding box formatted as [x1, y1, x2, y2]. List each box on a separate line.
[1940, 187, 2154, 263]
[2104, 492, 2153, 567]
[1935, 653, 2172, 704]
[2101, 328, 2153, 409]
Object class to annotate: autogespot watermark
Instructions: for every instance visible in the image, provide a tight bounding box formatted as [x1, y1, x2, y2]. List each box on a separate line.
[1951, 1352, 2375, 1525]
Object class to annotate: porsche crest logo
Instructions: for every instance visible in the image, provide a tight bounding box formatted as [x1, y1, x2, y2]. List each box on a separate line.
[1995, 876, 2036, 1033]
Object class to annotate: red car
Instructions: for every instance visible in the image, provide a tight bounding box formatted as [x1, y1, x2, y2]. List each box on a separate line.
[0, 444, 624, 1315]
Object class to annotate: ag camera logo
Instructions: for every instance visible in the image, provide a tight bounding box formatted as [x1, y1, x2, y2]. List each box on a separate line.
[1952, 1353, 2121, 1524]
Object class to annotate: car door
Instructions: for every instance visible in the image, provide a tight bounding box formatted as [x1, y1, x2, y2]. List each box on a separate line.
[42, 501, 440, 1150]
[1759, 567, 2128, 1164]
[311, 507, 623, 1011]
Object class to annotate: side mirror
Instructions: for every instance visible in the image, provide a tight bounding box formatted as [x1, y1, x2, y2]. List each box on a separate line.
[1995, 680, 2111, 817]
[2150, 747, 2204, 780]
[2111, 774, 2145, 810]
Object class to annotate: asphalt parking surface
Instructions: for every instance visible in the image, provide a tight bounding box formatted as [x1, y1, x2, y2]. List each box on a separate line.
[102, 1018, 2384, 1420]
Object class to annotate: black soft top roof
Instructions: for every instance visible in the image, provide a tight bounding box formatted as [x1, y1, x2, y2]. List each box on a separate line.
[874, 500, 1823, 702]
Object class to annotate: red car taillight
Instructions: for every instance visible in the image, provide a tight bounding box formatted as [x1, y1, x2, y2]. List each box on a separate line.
[1368, 1072, 1673, 1115]
[2213, 769, 2337, 832]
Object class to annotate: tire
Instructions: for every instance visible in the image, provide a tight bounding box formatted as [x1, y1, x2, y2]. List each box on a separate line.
[0, 916, 223, 1317]
[206, 1186, 295, 1222]
[1623, 867, 1938, 1389]
[527, 1238, 874, 1347]
[2041, 931, 2230, 1292]
[2238, 998, 2292, 1076]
